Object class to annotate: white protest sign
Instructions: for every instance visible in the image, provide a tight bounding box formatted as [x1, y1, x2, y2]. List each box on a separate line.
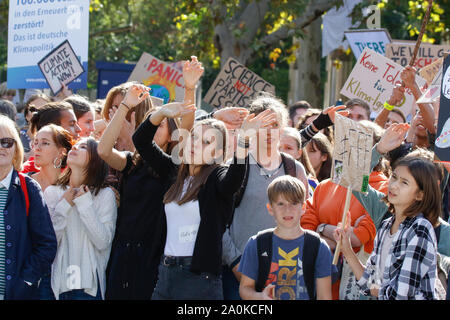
[38, 40, 84, 95]
[128, 52, 185, 104]
[344, 29, 392, 59]
[340, 47, 426, 119]
[417, 66, 442, 104]
[331, 113, 373, 193]
[7, 1, 89, 90]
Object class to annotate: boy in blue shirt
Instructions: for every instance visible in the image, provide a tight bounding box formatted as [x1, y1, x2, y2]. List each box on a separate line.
[238, 175, 335, 300]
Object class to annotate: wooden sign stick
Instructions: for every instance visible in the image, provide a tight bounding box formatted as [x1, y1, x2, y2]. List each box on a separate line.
[408, 0, 433, 67]
[332, 186, 353, 265]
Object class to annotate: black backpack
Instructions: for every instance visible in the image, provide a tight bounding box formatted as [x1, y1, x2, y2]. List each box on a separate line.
[255, 228, 321, 300]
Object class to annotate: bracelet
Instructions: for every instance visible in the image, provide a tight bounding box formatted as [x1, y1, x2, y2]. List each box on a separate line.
[185, 86, 196, 91]
[383, 101, 395, 111]
[120, 102, 131, 110]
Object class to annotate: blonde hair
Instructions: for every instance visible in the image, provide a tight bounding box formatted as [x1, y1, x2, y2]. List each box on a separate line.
[0, 115, 24, 171]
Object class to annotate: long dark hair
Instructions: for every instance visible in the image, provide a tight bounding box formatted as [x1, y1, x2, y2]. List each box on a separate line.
[383, 156, 441, 227]
[56, 138, 110, 196]
[163, 119, 228, 205]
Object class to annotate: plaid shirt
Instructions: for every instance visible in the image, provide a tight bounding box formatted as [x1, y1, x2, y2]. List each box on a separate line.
[357, 213, 438, 300]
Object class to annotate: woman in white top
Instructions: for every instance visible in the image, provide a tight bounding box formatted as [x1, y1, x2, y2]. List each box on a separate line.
[43, 137, 117, 300]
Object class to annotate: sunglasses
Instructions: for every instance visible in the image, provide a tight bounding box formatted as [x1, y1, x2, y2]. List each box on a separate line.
[0, 138, 15, 149]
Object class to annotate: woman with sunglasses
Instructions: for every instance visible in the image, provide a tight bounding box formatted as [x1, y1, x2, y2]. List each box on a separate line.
[0, 115, 57, 300]
[100, 57, 204, 299]
[43, 137, 116, 300]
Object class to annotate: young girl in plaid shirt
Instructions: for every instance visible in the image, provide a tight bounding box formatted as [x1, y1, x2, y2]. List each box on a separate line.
[335, 123, 441, 300]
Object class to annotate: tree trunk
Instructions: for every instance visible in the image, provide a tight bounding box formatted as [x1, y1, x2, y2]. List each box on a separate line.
[288, 18, 323, 108]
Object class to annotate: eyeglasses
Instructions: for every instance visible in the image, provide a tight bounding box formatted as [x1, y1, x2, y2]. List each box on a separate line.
[0, 138, 15, 149]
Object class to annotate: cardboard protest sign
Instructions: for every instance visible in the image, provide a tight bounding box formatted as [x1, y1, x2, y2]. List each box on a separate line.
[386, 40, 449, 69]
[37, 40, 85, 95]
[340, 47, 426, 119]
[417, 65, 442, 104]
[128, 52, 185, 104]
[420, 58, 443, 85]
[434, 53, 450, 162]
[331, 113, 373, 193]
[203, 57, 275, 109]
[344, 29, 392, 59]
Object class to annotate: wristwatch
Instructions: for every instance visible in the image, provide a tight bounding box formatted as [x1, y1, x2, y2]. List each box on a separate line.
[317, 224, 326, 235]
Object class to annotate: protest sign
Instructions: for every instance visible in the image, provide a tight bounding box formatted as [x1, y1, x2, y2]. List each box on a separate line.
[7, 1, 89, 90]
[434, 53, 450, 161]
[344, 29, 392, 59]
[420, 58, 443, 85]
[128, 52, 185, 104]
[331, 113, 373, 193]
[417, 65, 442, 104]
[386, 40, 449, 69]
[331, 113, 373, 265]
[203, 57, 275, 109]
[37, 40, 84, 95]
[340, 47, 426, 119]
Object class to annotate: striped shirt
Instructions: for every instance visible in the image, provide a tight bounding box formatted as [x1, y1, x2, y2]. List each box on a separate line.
[0, 187, 8, 295]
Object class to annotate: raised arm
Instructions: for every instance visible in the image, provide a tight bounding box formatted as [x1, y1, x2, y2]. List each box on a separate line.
[300, 105, 349, 145]
[98, 84, 150, 171]
[374, 84, 405, 129]
[180, 56, 204, 132]
[133, 102, 196, 178]
[401, 66, 435, 134]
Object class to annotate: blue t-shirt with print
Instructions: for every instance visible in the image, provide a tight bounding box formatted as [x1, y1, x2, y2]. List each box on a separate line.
[238, 232, 335, 300]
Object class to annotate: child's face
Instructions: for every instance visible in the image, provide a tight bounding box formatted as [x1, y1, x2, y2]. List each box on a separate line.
[388, 165, 423, 213]
[279, 134, 301, 160]
[267, 195, 304, 229]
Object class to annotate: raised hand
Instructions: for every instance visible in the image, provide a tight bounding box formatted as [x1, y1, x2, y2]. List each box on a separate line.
[400, 66, 417, 90]
[387, 83, 406, 106]
[161, 102, 197, 119]
[183, 56, 204, 91]
[122, 84, 150, 109]
[240, 109, 278, 138]
[323, 105, 349, 123]
[376, 123, 410, 154]
[214, 107, 249, 129]
[62, 186, 76, 206]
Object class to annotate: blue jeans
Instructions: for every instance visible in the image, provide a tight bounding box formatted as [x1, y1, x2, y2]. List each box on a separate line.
[38, 274, 102, 300]
[222, 265, 241, 300]
[151, 263, 223, 300]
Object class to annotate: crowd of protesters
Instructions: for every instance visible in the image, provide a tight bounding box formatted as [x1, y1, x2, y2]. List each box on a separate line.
[0, 57, 448, 300]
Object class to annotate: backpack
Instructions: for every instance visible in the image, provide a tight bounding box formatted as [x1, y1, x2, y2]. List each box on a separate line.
[255, 228, 321, 300]
[18, 173, 30, 217]
[233, 152, 297, 210]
